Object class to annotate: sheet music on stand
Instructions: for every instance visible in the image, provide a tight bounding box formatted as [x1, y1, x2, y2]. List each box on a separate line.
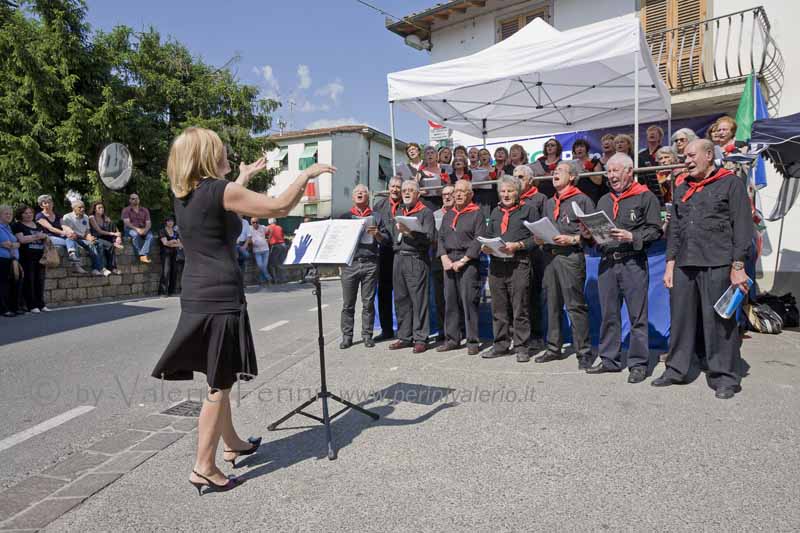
[284, 219, 366, 266]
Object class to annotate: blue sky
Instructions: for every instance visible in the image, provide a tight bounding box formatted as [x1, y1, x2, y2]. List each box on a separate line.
[84, 0, 438, 143]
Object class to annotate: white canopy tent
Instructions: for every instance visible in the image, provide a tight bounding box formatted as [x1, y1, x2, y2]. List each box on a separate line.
[386, 13, 671, 172]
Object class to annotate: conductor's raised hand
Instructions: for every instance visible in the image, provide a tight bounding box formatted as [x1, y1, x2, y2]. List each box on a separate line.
[302, 163, 336, 179]
[237, 157, 268, 186]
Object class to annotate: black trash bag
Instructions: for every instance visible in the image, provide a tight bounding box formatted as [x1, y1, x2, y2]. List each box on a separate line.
[757, 292, 799, 328]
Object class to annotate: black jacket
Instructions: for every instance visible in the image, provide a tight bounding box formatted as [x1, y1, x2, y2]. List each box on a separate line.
[486, 203, 537, 257]
[437, 207, 485, 261]
[595, 189, 663, 254]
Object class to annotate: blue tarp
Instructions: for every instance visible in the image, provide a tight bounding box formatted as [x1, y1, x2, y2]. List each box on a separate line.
[375, 240, 671, 350]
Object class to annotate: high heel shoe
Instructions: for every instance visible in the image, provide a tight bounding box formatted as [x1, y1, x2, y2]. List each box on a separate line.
[223, 436, 262, 468]
[189, 469, 239, 496]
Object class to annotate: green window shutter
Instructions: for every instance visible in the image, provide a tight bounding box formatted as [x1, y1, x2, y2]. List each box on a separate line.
[298, 143, 318, 170]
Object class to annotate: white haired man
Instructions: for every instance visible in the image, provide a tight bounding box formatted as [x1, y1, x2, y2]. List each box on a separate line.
[584, 153, 662, 383]
[653, 139, 753, 399]
[338, 185, 391, 349]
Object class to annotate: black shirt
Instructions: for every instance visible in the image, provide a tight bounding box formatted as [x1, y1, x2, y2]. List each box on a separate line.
[392, 204, 435, 256]
[667, 169, 753, 268]
[437, 207, 485, 261]
[12, 221, 45, 258]
[35, 212, 63, 237]
[519, 190, 547, 222]
[159, 227, 181, 255]
[340, 210, 391, 260]
[486, 203, 537, 257]
[577, 177, 611, 206]
[637, 147, 665, 203]
[544, 191, 596, 237]
[595, 189, 662, 254]
[373, 196, 401, 251]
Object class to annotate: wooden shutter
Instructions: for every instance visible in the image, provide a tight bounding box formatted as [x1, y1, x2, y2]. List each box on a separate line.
[643, 0, 707, 89]
[498, 6, 550, 42]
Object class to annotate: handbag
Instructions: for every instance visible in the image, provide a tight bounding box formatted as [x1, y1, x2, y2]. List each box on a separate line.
[176, 247, 185, 263]
[40, 238, 61, 267]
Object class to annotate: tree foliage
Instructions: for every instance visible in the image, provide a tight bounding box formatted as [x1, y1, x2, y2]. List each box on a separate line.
[0, 0, 278, 218]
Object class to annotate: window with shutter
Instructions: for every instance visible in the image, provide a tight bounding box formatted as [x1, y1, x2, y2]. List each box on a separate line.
[643, 0, 707, 90]
[497, 5, 550, 42]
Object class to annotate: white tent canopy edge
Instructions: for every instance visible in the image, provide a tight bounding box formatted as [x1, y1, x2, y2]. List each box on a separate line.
[386, 13, 671, 174]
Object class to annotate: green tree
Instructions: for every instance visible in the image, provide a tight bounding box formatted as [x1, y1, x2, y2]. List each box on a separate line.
[0, 0, 279, 220]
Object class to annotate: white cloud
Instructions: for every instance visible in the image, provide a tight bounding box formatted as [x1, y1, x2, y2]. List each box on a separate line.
[298, 100, 330, 113]
[254, 65, 280, 99]
[316, 79, 344, 103]
[305, 117, 361, 130]
[297, 64, 312, 90]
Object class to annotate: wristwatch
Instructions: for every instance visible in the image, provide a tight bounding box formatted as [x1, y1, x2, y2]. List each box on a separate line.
[732, 261, 745, 271]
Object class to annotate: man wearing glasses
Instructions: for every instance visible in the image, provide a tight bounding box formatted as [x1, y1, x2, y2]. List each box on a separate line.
[122, 193, 154, 264]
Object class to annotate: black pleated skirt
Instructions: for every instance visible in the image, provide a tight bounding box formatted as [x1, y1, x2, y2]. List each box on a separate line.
[151, 307, 258, 390]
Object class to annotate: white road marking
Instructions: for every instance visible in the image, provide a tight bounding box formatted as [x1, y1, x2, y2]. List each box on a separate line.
[260, 320, 289, 332]
[308, 304, 329, 312]
[0, 406, 96, 454]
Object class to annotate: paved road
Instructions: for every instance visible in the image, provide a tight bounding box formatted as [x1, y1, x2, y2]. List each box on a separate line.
[0, 281, 343, 490]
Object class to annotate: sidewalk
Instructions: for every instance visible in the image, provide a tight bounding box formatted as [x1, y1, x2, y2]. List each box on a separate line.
[5, 328, 800, 531]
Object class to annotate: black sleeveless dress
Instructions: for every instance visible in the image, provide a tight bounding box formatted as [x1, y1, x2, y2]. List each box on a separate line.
[151, 178, 257, 389]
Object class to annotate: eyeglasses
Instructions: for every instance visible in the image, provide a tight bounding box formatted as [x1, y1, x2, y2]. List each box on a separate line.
[675, 138, 688, 142]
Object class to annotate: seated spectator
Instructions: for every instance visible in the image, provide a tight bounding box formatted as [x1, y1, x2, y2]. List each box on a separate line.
[249, 217, 272, 286]
[572, 139, 608, 205]
[267, 218, 287, 283]
[0, 205, 23, 316]
[597, 133, 617, 170]
[12, 205, 49, 313]
[89, 201, 123, 275]
[62, 196, 106, 275]
[158, 215, 183, 296]
[122, 192, 154, 263]
[449, 157, 472, 182]
[35, 194, 78, 253]
[236, 216, 252, 272]
[468, 147, 480, 169]
[670, 128, 697, 162]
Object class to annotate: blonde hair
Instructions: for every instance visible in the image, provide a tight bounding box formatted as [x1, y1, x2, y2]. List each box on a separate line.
[167, 127, 227, 198]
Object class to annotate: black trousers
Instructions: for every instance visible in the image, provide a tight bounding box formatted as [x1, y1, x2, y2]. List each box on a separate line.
[0, 257, 21, 314]
[340, 259, 379, 339]
[489, 259, 531, 352]
[663, 265, 741, 390]
[431, 262, 445, 337]
[377, 247, 395, 335]
[19, 253, 45, 310]
[393, 253, 429, 343]
[542, 250, 591, 358]
[597, 254, 649, 370]
[529, 248, 545, 340]
[97, 238, 117, 270]
[160, 250, 183, 295]
[443, 260, 481, 346]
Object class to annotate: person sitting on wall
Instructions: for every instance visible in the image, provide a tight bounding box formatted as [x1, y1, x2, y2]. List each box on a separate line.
[122, 192, 154, 264]
[62, 195, 107, 276]
[89, 201, 124, 275]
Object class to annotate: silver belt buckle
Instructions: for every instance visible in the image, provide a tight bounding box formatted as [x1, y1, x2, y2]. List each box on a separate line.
[612, 252, 623, 261]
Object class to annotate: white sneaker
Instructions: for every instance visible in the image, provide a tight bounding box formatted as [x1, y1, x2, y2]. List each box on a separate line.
[41, 306, 51, 312]
[91, 269, 102, 276]
[102, 268, 112, 277]
[31, 308, 41, 314]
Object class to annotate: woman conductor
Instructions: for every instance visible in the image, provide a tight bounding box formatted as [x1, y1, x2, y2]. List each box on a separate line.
[152, 127, 334, 495]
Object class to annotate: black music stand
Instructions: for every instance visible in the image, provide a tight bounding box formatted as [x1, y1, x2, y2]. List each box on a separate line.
[267, 266, 379, 460]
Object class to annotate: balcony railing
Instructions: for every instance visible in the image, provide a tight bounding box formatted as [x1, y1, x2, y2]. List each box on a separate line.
[645, 6, 784, 115]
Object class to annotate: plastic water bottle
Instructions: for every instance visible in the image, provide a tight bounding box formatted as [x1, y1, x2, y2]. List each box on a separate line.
[714, 278, 753, 319]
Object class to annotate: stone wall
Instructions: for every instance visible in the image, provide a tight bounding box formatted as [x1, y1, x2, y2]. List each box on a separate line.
[43, 242, 285, 308]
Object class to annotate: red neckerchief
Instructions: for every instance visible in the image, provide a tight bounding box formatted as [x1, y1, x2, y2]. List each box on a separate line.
[681, 168, 733, 202]
[553, 185, 582, 219]
[498, 204, 520, 234]
[403, 201, 426, 216]
[350, 206, 372, 218]
[609, 182, 649, 219]
[520, 186, 539, 205]
[389, 198, 400, 217]
[674, 172, 688, 187]
[582, 159, 595, 172]
[450, 203, 480, 229]
[539, 156, 560, 171]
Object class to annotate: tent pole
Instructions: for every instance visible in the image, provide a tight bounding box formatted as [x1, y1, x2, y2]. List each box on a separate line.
[482, 118, 487, 149]
[389, 101, 397, 176]
[633, 50, 640, 170]
[774, 216, 785, 285]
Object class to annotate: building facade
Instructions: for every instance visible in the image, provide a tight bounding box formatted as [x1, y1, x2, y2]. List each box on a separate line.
[266, 125, 407, 225]
[386, 0, 798, 293]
